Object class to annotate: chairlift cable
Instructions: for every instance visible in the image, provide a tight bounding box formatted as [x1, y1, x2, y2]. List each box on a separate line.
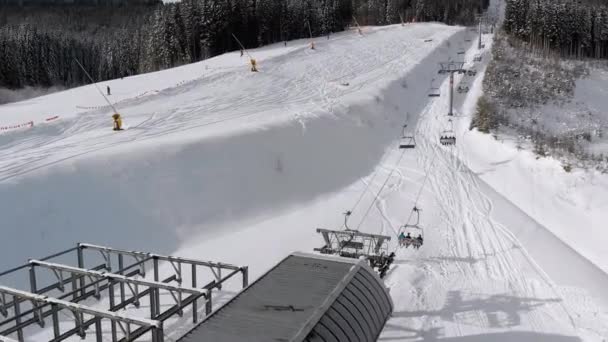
[348, 145, 391, 216]
[346, 123, 408, 222]
[355, 147, 408, 231]
[391, 143, 439, 253]
[400, 151, 437, 234]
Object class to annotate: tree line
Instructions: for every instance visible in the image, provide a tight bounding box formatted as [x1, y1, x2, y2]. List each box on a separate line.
[0, 0, 488, 90]
[504, 0, 608, 59]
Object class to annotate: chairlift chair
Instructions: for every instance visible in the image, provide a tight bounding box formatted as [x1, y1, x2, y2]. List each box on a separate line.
[467, 69, 477, 76]
[399, 207, 424, 250]
[473, 54, 482, 62]
[314, 211, 393, 275]
[399, 125, 416, 149]
[428, 78, 441, 97]
[440, 119, 456, 146]
[457, 84, 470, 93]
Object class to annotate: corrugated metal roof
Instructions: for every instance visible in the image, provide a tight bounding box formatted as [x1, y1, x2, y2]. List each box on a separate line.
[178, 252, 393, 342]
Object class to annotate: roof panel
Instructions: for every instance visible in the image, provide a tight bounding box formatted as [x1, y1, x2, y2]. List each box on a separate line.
[178, 253, 392, 342]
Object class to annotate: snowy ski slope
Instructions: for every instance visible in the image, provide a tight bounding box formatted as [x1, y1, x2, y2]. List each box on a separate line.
[1, 17, 608, 342]
[0, 23, 462, 270]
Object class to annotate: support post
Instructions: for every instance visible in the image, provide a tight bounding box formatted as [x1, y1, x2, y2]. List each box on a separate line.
[108, 282, 117, 342]
[242, 267, 249, 288]
[439, 61, 464, 117]
[118, 254, 126, 304]
[77, 246, 86, 298]
[95, 318, 102, 342]
[191, 265, 197, 323]
[449, 72, 454, 116]
[71, 273, 78, 301]
[52, 304, 60, 339]
[153, 325, 164, 342]
[29, 265, 37, 294]
[13, 300, 23, 342]
[149, 287, 156, 320]
[153, 258, 160, 317]
[205, 292, 212, 316]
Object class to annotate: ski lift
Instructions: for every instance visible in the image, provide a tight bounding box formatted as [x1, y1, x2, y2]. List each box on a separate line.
[314, 211, 393, 275]
[473, 54, 482, 62]
[457, 84, 470, 93]
[399, 207, 424, 250]
[428, 78, 441, 97]
[466, 69, 477, 77]
[440, 119, 456, 146]
[399, 124, 416, 149]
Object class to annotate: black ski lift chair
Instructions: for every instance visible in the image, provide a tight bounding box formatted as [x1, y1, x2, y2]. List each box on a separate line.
[399, 207, 424, 250]
[399, 125, 416, 149]
[440, 119, 456, 146]
[457, 84, 470, 94]
[467, 69, 477, 77]
[474, 54, 482, 62]
[428, 78, 441, 97]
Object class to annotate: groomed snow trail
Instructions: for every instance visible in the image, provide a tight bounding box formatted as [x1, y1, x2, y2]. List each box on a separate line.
[379, 37, 608, 341]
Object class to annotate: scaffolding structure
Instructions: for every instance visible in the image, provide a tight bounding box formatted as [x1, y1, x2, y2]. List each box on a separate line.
[0, 243, 248, 342]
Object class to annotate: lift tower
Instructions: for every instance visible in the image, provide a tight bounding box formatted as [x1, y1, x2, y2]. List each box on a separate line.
[438, 62, 466, 116]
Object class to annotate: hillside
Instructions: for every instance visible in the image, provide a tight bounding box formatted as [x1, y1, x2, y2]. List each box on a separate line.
[0, 17, 608, 342]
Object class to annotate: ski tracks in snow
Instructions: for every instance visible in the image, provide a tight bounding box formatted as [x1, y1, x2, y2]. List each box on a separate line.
[380, 48, 591, 339]
[0, 24, 458, 184]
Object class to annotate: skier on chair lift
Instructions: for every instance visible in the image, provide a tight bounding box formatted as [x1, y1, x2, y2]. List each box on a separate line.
[399, 232, 413, 247]
[413, 234, 424, 249]
[398, 232, 406, 246]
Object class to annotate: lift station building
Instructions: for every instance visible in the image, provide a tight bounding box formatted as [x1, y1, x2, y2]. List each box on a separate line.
[178, 252, 394, 342]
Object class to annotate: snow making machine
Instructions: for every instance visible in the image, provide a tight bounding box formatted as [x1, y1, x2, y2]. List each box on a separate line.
[315, 212, 394, 278]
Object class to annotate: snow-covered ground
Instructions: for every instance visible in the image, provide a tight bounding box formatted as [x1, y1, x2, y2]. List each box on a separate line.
[1, 18, 608, 342]
[0, 23, 463, 271]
